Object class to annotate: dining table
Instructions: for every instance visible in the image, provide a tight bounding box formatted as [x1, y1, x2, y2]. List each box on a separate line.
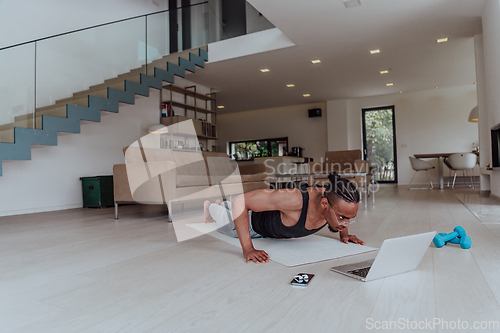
[414, 152, 478, 190]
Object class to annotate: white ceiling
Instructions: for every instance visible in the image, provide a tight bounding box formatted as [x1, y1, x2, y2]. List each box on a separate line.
[188, 0, 487, 113]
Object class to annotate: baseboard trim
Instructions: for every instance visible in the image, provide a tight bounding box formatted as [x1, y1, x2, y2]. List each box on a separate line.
[0, 203, 82, 217]
[490, 193, 500, 202]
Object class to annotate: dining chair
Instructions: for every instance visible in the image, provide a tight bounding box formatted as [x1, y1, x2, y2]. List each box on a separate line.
[408, 157, 435, 189]
[443, 157, 454, 187]
[447, 153, 477, 189]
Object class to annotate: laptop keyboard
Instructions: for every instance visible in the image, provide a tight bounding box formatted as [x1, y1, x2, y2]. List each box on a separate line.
[347, 267, 371, 278]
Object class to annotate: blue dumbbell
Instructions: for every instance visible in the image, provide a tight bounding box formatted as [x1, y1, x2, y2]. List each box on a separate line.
[434, 226, 471, 249]
[436, 233, 472, 248]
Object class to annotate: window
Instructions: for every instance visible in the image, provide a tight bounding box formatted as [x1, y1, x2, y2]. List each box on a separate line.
[362, 106, 398, 183]
[229, 137, 288, 161]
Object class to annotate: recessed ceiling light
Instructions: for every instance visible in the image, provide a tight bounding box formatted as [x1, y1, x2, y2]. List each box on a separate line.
[217, 105, 224, 109]
[260, 68, 270, 73]
[473, 82, 477, 84]
[435, 86, 439, 89]
[399, 91, 402, 93]
[386, 83, 394, 87]
[370, 49, 381, 54]
[311, 59, 321, 64]
[303, 94, 311, 97]
[380, 70, 389, 74]
[286, 84, 295, 88]
[437, 37, 448, 43]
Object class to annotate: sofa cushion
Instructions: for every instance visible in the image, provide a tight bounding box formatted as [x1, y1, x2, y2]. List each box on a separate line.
[173, 151, 210, 187]
[242, 181, 270, 192]
[115, 148, 270, 207]
[173, 182, 244, 202]
[177, 175, 211, 187]
[241, 172, 267, 183]
[172, 181, 269, 202]
[205, 154, 239, 186]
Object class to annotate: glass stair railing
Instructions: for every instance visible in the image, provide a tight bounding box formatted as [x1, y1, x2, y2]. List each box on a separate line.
[0, 3, 213, 176]
[0, 1, 275, 176]
[0, 3, 211, 143]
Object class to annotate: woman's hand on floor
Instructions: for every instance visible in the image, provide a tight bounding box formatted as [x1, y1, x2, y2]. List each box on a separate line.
[243, 248, 270, 263]
[340, 234, 365, 245]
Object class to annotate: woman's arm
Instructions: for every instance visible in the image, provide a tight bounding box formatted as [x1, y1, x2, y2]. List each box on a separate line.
[339, 227, 365, 245]
[231, 189, 301, 263]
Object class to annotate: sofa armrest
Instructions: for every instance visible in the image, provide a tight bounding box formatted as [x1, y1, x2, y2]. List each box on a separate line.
[115, 161, 177, 204]
[113, 164, 134, 203]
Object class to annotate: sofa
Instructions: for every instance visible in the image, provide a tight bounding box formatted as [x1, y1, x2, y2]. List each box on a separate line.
[113, 147, 270, 220]
[308, 149, 370, 188]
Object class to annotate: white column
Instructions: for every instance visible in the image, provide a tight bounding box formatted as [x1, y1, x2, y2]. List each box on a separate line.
[474, 34, 490, 192]
[482, 0, 500, 197]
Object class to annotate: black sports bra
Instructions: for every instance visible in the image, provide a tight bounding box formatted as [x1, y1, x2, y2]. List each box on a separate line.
[250, 184, 327, 238]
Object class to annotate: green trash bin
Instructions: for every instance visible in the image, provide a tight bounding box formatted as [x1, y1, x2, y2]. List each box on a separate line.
[80, 175, 114, 208]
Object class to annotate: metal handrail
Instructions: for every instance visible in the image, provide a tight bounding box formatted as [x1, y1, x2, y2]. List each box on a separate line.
[0, 2, 208, 52]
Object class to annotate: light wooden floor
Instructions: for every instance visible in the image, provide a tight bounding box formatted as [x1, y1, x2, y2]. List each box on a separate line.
[1, 188, 500, 332]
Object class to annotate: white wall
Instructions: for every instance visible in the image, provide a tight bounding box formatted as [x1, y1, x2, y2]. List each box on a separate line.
[474, 34, 491, 192]
[326, 99, 348, 151]
[217, 102, 327, 162]
[0, 90, 159, 216]
[481, 0, 500, 198]
[482, 0, 500, 129]
[0, 75, 213, 216]
[329, 85, 478, 185]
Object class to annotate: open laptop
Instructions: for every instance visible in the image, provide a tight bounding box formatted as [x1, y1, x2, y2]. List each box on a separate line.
[331, 231, 436, 282]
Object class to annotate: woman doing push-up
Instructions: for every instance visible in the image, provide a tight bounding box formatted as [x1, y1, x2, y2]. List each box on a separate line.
[203, 172, 364, 264]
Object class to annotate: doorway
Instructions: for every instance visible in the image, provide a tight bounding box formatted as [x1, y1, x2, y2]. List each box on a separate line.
[362, 105, 398, 183]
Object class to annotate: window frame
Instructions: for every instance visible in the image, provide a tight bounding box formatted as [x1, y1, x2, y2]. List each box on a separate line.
[228, 137, 289, 161]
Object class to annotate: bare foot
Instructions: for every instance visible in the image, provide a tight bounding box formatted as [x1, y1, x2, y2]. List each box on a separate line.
[215, 199, 222, 205]
[203, 200, 215, 223]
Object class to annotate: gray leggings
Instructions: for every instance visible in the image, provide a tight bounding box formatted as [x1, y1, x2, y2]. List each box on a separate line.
[209, 201, 262, 238]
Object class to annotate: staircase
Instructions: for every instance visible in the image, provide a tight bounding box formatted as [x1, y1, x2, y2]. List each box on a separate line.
[0, 47, 209, 177]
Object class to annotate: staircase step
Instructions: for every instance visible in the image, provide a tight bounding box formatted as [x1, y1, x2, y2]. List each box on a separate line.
[0, 117, 39, 131]
[55, 96, 89, 107]
[66, 47, 207, 102]
[72, 82, 123, 100]
[0, 129, 14, 143]
[85, 87, 109, 100]
[0, 117, 42, 143]
[103, 72, 142, 86]
[117, 67, 145, 78]
[0, 122, 13, 131]
[15, 105, 67, 122]
[0, 47, 209, 175]
[34, 103, 67, 114]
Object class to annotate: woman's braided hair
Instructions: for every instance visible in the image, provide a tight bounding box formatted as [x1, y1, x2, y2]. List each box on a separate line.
[325, 172, 360, 204]
[324, 172, 360, 233]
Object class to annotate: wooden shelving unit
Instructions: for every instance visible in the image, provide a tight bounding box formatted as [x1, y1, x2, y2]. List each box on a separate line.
[164, 101, 215, 115]
[160, 84, 218, 151]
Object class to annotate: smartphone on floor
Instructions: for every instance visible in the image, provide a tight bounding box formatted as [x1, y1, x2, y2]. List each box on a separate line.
[291, 273, 314, 286]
